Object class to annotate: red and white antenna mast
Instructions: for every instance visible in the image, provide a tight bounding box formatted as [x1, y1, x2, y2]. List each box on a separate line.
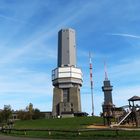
[89, 52, 94, 116]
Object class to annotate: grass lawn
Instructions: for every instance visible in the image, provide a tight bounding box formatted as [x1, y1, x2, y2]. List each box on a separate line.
[14, 116, 103, 130]
[1, 116, 140, 139]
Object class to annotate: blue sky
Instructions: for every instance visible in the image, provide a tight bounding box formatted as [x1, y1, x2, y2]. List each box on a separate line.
[0, 0, 140, 115]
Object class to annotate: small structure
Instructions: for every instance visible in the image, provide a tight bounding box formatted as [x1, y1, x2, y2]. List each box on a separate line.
[41, 111, 52, 119]
[111, 96, 140, 128]
[61, 112, 74, 118]
[11, 111, 19, 120]
[128, 96, 140, 127]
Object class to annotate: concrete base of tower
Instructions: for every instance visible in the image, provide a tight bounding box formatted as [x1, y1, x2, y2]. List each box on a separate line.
[52, 86, 81, 117]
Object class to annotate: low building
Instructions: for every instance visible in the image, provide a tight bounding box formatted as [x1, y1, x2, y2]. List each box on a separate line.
[41, 111, 52, 119]
[61, 112, 74, 118]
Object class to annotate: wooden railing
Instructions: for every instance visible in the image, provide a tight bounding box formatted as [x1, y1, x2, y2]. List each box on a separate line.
[1, 127, 140, 136]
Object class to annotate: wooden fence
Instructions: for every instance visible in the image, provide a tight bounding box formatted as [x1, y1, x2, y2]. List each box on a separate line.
[1, 127, 140, 136]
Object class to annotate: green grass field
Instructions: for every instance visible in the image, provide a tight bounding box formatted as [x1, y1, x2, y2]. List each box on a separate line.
[14, 116, 102, 130]
[1, 116, 140, 139]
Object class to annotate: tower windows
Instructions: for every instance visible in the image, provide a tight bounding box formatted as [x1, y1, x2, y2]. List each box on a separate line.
[71, 103, 73, 107]
[63, 89, 69, 102]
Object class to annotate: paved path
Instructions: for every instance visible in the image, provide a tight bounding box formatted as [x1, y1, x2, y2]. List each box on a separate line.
[0, 135, 51, 140]
[0, 136, 139, 140]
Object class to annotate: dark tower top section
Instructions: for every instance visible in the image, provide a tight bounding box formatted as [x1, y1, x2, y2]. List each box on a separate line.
[58, 28, 76, 67]
[102, 80, 113, 105]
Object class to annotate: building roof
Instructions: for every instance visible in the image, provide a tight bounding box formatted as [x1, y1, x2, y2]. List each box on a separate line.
[128, 96, 140, 101]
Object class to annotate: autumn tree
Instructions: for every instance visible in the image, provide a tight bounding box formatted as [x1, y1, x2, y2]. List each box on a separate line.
[26, 103, 33, 120]
[32, 108, 41, 119]
[0, 105, 12, 123]
[17, 103, 42, 120]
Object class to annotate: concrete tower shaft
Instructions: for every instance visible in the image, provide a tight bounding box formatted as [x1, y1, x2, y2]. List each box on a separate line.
[58, 28, 76, 67]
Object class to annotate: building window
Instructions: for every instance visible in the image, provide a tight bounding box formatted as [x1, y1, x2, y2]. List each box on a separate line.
[63, 89, 69, 102]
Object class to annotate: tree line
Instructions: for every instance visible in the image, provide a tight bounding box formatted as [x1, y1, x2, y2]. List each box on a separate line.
[0, 103, 45, 124]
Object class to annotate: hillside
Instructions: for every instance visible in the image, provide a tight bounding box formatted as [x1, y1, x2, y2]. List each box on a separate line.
[14, 116, 102, 130]
[1, 117, 140, 139]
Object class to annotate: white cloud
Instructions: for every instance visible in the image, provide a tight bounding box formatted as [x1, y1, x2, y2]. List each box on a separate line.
[113, 86, 140, 107]
[109, 59, 140, 81]
[0, 93, 53, 111]
[107, 33, 140, 39]
[0, 68, 53, 111]
[0, 68, 52, 95]
[0, 14, 33, 25]
[0, 0, 99, 65]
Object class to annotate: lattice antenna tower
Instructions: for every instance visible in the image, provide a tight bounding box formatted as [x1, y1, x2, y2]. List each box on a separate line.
[89, 52, 94, 116]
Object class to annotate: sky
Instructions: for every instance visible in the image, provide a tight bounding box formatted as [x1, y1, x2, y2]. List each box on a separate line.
[0, 0, 140, 116]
